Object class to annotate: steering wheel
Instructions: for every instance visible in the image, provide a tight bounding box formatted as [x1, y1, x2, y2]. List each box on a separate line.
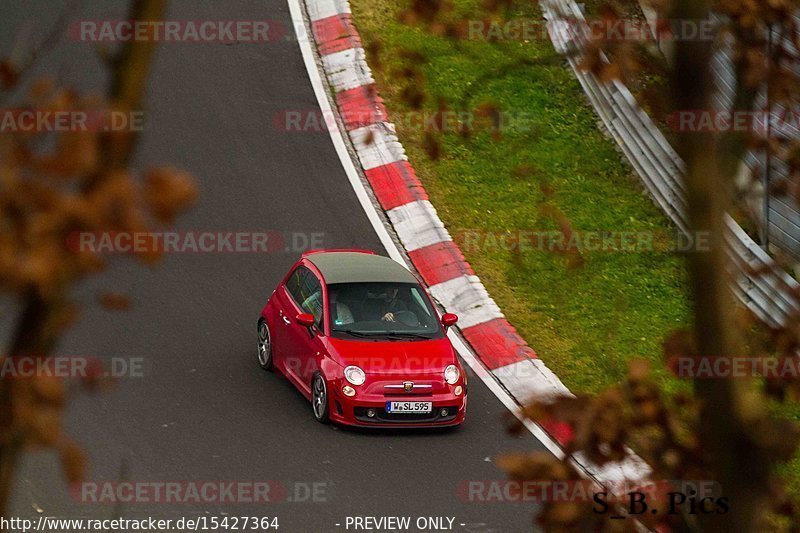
[393, 310, 420, 327]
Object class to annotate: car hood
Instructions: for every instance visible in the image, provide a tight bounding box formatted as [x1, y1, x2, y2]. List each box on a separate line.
[326, 336, 456, 375]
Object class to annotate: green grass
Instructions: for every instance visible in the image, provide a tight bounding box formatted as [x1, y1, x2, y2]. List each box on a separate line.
[346, 0, 800, 511]
[348, 0, 800, 509]
[350, 0, 691, 394]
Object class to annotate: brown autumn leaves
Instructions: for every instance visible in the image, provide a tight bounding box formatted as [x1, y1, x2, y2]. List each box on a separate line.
[0, 1, 197, 517]
[1, 0, 799, 530]
[0, 81, 197, 299]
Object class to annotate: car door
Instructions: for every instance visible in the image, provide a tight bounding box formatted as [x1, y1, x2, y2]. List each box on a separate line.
[274, 266, 308, 379]
[280, 265, 326, 393]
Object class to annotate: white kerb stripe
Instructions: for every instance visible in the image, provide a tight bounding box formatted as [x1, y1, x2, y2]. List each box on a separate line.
[288, 0, 404, 265]
[428, 275, 503, 329]
[349, 123, 408, 170]
[291, 0, 567, 466]
[321, 48, 374, 92]
[492, 360, 651, 481]
[294, 0, 651, 492]
[386, 200, 451, 252]
[573, 451, 652, 483]
[306, 0, 350, 21]
[491, 359, 573, 405]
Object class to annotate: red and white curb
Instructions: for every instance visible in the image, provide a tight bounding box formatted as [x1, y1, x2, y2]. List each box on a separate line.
[295, 0, 649, 483]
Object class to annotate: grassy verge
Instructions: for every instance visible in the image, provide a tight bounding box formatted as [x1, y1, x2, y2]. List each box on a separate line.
[349, 0, 800, 502]
[350, 0, 691, 394]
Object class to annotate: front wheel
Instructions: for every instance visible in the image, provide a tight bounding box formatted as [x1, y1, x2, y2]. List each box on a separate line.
[311, 372, 330, 424]
[257, 319, 273, 371]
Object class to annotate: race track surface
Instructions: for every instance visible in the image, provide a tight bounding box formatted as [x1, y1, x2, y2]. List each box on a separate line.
[1, 1, 549, 531]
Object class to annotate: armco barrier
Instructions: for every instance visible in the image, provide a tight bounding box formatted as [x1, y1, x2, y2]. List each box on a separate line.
[712, 21, 800, 263]
[540, 0, 800, 329]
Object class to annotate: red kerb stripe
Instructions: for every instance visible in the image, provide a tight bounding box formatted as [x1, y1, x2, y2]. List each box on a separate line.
[409, 242, 474, 287]
[312, 14, 362, 56]
[364, 161, 428, 211]
[461, 319, 537, 370]
[336, 84, 389, 130]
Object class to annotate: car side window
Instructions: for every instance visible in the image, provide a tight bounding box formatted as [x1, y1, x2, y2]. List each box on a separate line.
[299, 272, 324, 328]
[285, 266, 309, 304]
[287, 266, 324, 329]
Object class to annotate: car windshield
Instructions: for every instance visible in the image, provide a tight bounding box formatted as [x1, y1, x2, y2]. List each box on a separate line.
[327, 282, 444, 340]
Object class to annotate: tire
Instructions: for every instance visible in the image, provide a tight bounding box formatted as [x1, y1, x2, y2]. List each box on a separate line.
[311, 372, 330, 424]
[257, 319, 273, 371]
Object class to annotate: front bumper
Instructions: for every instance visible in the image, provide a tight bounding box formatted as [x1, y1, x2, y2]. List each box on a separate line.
[329, 382, 467, 428]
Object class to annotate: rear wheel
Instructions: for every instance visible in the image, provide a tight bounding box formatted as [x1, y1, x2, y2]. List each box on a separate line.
[311, 372, 329, 423]
[257, 319, 272, 371]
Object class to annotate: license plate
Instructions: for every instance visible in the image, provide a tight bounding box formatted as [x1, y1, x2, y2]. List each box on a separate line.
[386, 401, 432, 414]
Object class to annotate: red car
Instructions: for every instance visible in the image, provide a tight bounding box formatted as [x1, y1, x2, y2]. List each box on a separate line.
[257, 249, 466, 428]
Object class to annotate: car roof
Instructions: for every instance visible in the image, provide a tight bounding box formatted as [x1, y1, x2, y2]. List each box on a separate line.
[306, 252, 418, 285]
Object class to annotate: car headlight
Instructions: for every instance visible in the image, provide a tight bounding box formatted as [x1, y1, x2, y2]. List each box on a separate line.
[344, 366, 366, 386]
[444, 364, 460, 385]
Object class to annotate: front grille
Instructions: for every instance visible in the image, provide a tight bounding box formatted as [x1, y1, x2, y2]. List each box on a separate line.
[353, 406, 458, 424]
[367, 380, 440, 396]
[381, 384, 434, 396]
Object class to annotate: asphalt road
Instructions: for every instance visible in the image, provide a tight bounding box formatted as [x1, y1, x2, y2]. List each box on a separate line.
[1, 1, 549, 531]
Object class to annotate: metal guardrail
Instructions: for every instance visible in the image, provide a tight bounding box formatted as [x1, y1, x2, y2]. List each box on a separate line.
[540, 0, 800, 328]
[712, 26, 800, 263]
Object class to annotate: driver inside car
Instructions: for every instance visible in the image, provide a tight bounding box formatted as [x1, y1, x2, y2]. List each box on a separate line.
[378, 287, 408, 322]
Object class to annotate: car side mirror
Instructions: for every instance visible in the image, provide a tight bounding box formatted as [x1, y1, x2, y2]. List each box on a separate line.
[295, 313, 316, 328]
[441, 313, 459, 329]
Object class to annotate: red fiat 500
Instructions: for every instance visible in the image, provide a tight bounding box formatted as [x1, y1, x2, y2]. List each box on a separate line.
[257, 249, 466, 427]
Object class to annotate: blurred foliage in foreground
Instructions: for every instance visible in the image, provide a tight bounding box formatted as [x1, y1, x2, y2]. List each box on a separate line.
[0, 0, 197, 519]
